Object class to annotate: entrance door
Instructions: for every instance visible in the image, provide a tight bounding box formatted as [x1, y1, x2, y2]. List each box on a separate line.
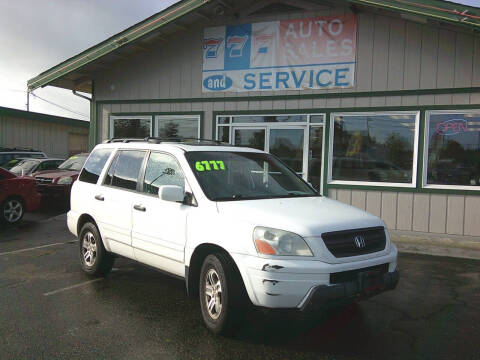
[268, 127, 305, 177]
[233, 126, 307, 179]
[233, 127, 266, 151]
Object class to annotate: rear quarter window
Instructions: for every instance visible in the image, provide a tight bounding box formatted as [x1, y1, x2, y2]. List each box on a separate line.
[79, 149, 113, 184]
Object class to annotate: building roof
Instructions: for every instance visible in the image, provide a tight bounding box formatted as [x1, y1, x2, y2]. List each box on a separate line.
[27, 0, 480, 94]
[0, 106, 89, 128]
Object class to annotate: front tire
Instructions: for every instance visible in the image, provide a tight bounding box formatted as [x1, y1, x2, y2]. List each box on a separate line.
[199, 253, 246, 335]
[1, 197, 24, 225]
[79, 222, 114, 276]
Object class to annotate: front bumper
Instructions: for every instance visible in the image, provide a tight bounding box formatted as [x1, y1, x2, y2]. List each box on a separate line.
[299, 269, 399, 311]
[232, 245, 398, 309]
[36, 184, 71, 197]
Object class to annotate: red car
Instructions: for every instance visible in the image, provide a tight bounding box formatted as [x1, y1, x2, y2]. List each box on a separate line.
[34, 153, 89, 200]
[0, 168, 41, 225]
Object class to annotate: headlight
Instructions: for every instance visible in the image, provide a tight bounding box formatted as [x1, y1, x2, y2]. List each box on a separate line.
[253, 227, 313, 256]
[57, 176, 73, 185]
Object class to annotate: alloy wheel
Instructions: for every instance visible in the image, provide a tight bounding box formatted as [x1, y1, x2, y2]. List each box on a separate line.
[82, 231, 97, 267]
[205, 268, 223, 319]
[3, 199, 23, 223]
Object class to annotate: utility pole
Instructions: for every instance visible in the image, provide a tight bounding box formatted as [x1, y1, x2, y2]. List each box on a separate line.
[26, 90, 30, 111]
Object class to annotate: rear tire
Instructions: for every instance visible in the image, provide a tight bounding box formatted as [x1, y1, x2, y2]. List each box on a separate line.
[199, 253, 246, 335]
[1, 197, 24, 225]
[79, 222, 114, 276]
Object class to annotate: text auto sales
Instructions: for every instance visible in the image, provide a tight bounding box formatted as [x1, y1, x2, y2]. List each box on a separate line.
[203, 18, 356, 91]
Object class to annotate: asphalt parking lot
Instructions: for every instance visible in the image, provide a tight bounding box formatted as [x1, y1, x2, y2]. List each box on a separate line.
[1, 211, 480, 360]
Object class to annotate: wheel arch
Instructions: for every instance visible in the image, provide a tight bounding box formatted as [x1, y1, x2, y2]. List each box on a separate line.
[186, 243, 250, 303]
[77, 213, 98, 237]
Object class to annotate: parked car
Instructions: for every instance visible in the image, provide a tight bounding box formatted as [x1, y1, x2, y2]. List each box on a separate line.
[35, 153, 89, 199]
[0, 167, 41, 225]
[0, 147, 47, 169]
[332, 157, 410, 183]
[68, 139, 399, 334]
[9, 158, 64, 177]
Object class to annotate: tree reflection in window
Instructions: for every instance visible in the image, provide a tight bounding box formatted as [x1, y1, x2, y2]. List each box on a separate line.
[332, 113, 416, 183]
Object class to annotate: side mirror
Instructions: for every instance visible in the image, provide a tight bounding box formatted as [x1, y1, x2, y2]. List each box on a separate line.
[158, 185, 185, 203]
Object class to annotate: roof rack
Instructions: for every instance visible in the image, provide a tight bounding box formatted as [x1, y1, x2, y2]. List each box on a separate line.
[0, 147, 42, 152]
[104, 137, 232, 146]
[103, 138, 145, 143]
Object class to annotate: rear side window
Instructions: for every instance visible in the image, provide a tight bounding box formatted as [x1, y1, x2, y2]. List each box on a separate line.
[110, 150, 146, 191]
[79, 149, 113, 184]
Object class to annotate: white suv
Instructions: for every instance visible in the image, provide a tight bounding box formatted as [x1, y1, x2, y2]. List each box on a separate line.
[68, 139, 399, 334]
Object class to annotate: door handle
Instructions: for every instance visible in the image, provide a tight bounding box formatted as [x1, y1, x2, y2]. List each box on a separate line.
[94, 195, 104, 201]
[134, 204, 146, 212]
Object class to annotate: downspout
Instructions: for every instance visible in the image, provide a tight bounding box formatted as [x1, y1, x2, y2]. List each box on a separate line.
[72, 85, 96, 151]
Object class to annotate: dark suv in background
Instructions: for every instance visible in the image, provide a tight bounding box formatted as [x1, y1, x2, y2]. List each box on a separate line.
[0, 147, 47, 170]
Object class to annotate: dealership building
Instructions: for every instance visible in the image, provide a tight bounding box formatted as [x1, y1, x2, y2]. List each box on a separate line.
[28, 0, 480, 238]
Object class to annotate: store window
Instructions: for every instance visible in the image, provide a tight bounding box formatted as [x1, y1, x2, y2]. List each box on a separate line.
[425, 111, 480, 188]
[155, 115, 200, 139]
[110, 116, 152, 138]
[330, 112, 418, 185]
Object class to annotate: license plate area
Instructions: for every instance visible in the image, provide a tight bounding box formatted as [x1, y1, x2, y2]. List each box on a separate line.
[358, 269, 386, 294]
[330, 263, 388, 285]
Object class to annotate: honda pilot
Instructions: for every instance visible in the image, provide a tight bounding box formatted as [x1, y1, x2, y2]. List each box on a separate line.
[67, 139, 399, 334]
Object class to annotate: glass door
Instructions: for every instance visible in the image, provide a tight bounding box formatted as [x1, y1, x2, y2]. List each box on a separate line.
[223, 114, 325, 193]
[233, 127, 266, 151]
[233, 126, 307, 179]
[268, 127, 306, 177]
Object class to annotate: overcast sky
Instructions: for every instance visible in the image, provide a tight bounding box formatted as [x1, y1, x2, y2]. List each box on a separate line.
[0, 0, 478, 121]
[0, 0, 177, 121]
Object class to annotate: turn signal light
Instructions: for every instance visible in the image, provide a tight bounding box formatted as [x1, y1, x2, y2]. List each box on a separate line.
[254, 239, 277, 255]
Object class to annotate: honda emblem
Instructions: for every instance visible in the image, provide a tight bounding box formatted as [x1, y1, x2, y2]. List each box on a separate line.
[354, 235, 366, 248]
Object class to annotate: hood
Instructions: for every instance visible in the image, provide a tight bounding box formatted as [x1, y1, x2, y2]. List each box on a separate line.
[34, 169, 79, 179]
[216, 196, 384, 237]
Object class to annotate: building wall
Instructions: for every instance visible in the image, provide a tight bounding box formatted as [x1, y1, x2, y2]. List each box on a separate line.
[329, 189, 480, 237]
[92, 6, 480, 238]
[0, 115, 88, 158]
[94, 7, 480, 141]
[95, 8, 480, 102]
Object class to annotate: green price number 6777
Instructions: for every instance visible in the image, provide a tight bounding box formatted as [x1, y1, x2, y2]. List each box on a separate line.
[195, 160, 226, 172]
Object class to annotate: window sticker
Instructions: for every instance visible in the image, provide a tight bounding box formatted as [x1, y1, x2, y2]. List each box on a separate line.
[195, 160, 226, 171]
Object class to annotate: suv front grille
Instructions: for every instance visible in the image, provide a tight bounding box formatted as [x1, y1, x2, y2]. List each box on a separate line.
[35, 177, 53, 185]
[321, 226, 386, 258]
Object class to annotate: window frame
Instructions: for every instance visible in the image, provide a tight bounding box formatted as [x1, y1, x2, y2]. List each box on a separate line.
[101, 149, 147, 193]
[138, 150, 187, 197]
[328, 111, 420, 188]
[154, 114, 201, 139]
[215, 113, 326, 193]
[423, 109, 480, 191]
[109, 115, 153, 139]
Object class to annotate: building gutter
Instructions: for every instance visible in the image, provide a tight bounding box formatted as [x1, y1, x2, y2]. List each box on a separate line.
[27, 0, 211, 92]
[346, 0, 480, 29]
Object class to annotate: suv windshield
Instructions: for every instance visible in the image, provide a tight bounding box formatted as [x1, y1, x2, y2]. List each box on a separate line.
[185, 151, 318, 201]
[9, 159, 38, 175]
[58, 155, 88, 171]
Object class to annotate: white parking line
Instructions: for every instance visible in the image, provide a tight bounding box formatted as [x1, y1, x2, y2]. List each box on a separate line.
[0, 241, 77, 256]
[43, 278, 103, 296]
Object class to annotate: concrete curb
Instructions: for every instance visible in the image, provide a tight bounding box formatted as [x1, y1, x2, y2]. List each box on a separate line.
[391, 232, 480, 260]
